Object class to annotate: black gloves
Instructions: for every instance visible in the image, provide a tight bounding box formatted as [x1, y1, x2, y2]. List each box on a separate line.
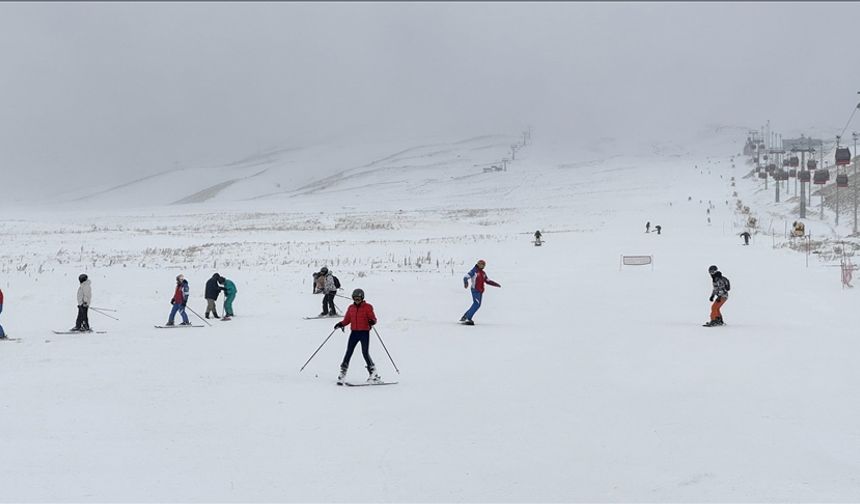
[335, 322, 344, 330]
[368, 320, 376, 327]
[170, 299, 175, 305]
[709, 295, 715, 302]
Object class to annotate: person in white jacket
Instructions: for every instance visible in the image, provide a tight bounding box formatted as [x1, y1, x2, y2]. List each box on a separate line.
[73, 274, 92, 331]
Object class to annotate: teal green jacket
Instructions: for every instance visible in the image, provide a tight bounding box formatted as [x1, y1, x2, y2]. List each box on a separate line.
[223, 279, 237, 297]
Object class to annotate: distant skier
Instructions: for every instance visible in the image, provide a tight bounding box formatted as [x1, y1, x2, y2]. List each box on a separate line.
[204, 273, 223, 319]
[0, 288, 6, 339]
[655, 225, 662, 235]
[166, 274, 191, 326]
[72, 274, 92, 332]
[318, 267, 339, 316]
[460, 259, 501, 325]
[534, 230, 542, 244]
[219, 276, 237, 319]
[704, 265, 730, 327]
[740, 231, 751, 245]
[334, 288, 380, 385]
[645, 221, 651, 233]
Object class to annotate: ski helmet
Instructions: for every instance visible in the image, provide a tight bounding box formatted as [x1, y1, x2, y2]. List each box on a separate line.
[320, 267, 329, 274]
[176, 274, 184, 282]
[708, 265, 718, 275]
[78, 274, 88, 283]
[352, 288, 365, 301]
[477, 259, 486, 268]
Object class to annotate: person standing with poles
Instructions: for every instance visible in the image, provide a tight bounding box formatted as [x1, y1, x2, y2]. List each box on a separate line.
[219, 275, 237, 319]
[166, 274, 191, 326]
[334, 288, 380, 385]
[72, 274, 92, 332]
[204, 273, 223, 319]
[704, 265, 730, 327]
[739, 231, 751, 245]
[460, 259, 501, 325]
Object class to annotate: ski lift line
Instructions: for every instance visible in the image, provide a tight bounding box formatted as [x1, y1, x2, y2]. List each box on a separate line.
[838, 105, 860, 145]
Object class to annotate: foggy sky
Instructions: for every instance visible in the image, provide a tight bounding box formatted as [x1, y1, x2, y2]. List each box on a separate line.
[2, 2, 859, 197]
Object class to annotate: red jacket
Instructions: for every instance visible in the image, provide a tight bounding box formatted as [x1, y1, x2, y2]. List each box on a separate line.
[464, 265, 500, 293]
[0, 289, 3, 304]
[340, 301, 377, 331]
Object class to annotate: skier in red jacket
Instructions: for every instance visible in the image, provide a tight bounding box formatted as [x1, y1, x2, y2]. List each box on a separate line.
[0, 288, 6, 339]
[460, 259, 501, 325]
[334, 288, 380, 385]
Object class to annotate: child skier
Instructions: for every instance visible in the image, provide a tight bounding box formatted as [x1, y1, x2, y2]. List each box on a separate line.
[72, 274, 92, 332]
[0, 287, 6, 339]
[334, 288, 380, 385]
[219, 276, 237, 319]
[460, 259, 501, 325]
[319, 267, 339, 316]
[166, 274, 191, 326]
[705, 265, 730, 326]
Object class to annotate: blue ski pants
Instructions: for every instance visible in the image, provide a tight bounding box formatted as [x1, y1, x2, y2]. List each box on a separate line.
[341, 330, 374, 369]
[463, 289, 483, 321]
[169, 303, 190, 324]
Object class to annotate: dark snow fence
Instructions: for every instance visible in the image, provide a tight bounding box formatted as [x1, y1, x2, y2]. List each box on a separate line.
[619, 254, 654, 271]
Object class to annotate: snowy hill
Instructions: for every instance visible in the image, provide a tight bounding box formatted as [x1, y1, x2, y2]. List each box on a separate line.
[2, 127, 860, 501]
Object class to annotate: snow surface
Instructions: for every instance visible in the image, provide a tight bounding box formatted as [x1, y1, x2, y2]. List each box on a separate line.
[2, 128, 860, 501]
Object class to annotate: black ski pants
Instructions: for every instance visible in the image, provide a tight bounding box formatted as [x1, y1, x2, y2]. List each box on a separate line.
[322, 291, 337, 315]
[341, 330, 374, 369]
[75, 305, 90, 330]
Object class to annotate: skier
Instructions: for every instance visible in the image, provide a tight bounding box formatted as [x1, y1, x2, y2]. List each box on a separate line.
[705, 265, 730, 326]
[319, 267, 339, 317]
[655, 225, 662, 235]
[645, 221, 651, 233]
[166, 274, 191, 326]
[204, 273, 223, 319]
[71, 274, 92, 332]
[739, 231, 751, 245]
[334, 288, 380, 385]
[219, 276, 237, 319]
[460, 259, 501, 325]
[534, 230, 542, 244]
[0, 287, 6, 339]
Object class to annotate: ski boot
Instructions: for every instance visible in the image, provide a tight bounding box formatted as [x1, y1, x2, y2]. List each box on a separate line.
[703, 319, 717, 327]
[319, 312, 329, 317]
[165, 321, 175, 326]
[337, 365, 348, 385]
[179, 321, 191, 326]
[714, 316, 725, 326]
[366, 365, 382, 384]
[462, 319, 475, 326]
[459, 315, 467, 322]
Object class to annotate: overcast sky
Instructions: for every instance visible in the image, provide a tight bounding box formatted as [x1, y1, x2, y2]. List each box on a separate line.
[2, 2, 859, 196]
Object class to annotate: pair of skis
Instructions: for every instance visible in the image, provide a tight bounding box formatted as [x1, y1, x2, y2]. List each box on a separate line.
[339, 381, 398, 387]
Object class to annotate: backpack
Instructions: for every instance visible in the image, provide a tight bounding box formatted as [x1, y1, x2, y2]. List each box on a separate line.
[723, 276, 731, 292]
[333, 276, 341, 289]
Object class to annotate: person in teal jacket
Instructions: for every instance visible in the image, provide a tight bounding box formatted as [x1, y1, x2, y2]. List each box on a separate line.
[219, 276, 237, 318]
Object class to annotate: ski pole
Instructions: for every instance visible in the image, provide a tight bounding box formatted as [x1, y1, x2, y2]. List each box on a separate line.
[372, 326, 400, 374]
[185, 305, 212, 326]
[300, 328, 338, 372]
[89, 306, 117, 312]
[335, 294, 352, 300]
[90, 307, 120, 321]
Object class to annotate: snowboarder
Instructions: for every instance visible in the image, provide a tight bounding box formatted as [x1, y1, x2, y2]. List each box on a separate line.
[319, 267, 339, 317]
[166, 274, 190, 326]
[705, 265, 730, 326]
[219, 276, 237, 318]
[0, 288, 5, 339]
[655, 225, 662, 235]
[460, 259, 501, 325]
[72, 274, 92, 332]
[645, 221, 651, 233]
[334, 288, 380, 385]
[204, 273, 223, 319]
[740, 231, 751, 245]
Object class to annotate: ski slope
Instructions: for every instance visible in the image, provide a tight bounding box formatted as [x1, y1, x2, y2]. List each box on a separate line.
[1, 128, 859, 501]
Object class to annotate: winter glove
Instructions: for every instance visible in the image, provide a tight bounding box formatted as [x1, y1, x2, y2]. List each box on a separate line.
[709, 295, 715, 302]
[463, 282, 469, 289]
[170, 299, 175, 305]
[368, 319, 376, 327]
[334, 322, 344, 331]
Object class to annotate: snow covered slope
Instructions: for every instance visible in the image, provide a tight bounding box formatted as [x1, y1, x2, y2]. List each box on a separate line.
[1, 128, 859, 501]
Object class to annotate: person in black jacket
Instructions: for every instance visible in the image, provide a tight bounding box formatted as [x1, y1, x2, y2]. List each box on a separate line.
[205, 273, 224, 319]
